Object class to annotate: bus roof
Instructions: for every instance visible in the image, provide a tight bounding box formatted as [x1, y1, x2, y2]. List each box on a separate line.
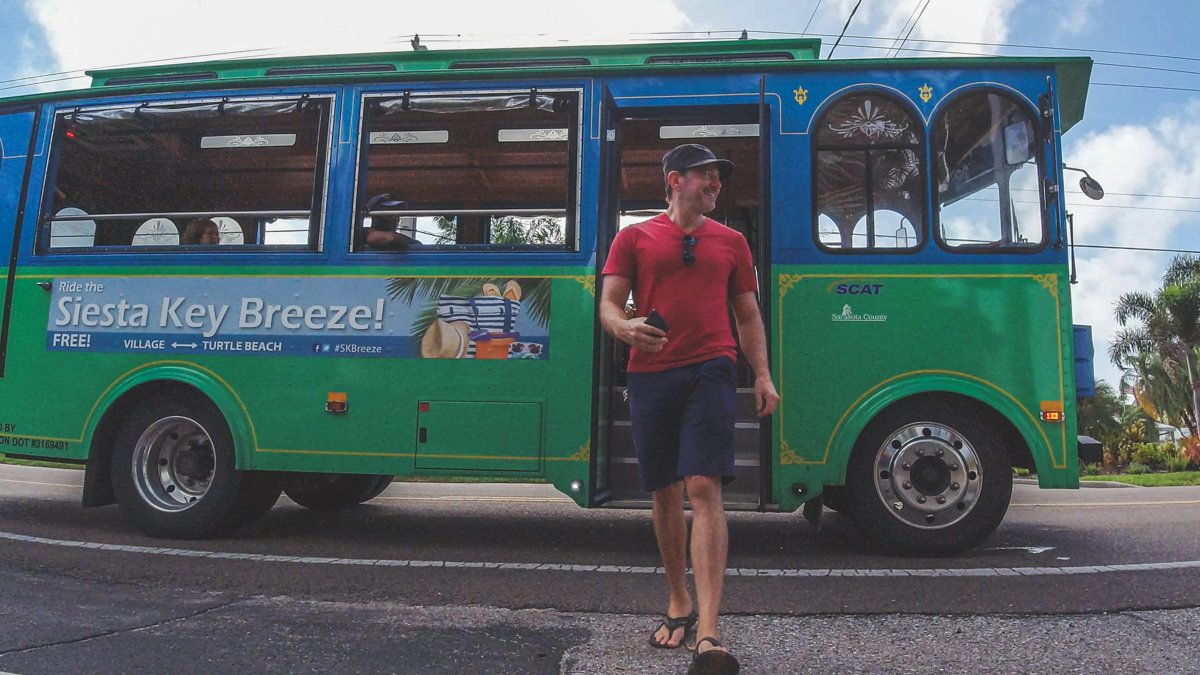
[8, 38, 1094, 131]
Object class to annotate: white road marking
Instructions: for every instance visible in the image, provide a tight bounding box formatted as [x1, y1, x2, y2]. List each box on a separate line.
[0, 477, 81, 488]
[2, 529, 1197, 578]
[981, 546, 1055, 554]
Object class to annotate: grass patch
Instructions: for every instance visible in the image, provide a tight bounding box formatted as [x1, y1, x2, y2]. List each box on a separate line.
[0, 454, 84, 470]
[1081, 471, 1200, 487]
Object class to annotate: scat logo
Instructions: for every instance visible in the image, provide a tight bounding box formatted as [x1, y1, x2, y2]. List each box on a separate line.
[831, 283, 883, 295]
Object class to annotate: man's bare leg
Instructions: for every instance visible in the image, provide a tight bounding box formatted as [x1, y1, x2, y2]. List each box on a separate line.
[651, 481, 693, 647]
[685, 475, 728, 651]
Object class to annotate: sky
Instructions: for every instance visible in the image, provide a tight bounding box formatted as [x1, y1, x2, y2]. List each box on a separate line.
[3, 0, 1199, 391]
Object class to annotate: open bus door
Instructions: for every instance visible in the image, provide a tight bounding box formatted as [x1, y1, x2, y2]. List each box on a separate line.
[594, 93, 768, 509]
[0, 108, 37, 378]
[590, 87, 621, 506]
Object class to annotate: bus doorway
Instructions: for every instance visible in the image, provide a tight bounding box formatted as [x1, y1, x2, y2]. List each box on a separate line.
[595, 106, 769, 509]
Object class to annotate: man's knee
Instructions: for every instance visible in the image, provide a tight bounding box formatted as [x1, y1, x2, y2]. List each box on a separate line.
[653, 481, 685, 503]
[684, 475, 723, 508]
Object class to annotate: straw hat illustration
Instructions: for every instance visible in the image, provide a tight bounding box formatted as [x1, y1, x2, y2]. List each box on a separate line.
[420, 319, 471, 359]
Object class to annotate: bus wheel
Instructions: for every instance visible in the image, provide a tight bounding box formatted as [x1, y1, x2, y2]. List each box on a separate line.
[846, 401, 1012, 556]
[821, 486, 849, 514]
[284, 474, 394, 511]
[111, 394, 280, 539]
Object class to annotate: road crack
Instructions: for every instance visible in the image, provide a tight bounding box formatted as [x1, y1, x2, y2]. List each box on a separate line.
[0, 597, 239, 657]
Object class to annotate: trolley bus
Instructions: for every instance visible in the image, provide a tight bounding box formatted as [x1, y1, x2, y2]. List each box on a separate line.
[0, 38, 1095, 555]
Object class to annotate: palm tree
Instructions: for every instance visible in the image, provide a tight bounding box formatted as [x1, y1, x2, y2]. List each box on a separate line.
[386, 277, 552, 350]
[1109, 254, 1200, 437]
[1118, 352, 1196, 436]
[1077, 379, 1123, 438]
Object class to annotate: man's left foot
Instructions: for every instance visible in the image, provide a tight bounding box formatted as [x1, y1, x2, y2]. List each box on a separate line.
[688, 636, 740, 675]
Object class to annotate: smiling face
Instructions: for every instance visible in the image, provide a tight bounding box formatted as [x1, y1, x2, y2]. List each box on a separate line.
[668, 163, 723, 215]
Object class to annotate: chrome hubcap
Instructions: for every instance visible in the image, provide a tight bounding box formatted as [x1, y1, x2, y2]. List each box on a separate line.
[131, 416, 215, 512]
[873, 422, 982, 529]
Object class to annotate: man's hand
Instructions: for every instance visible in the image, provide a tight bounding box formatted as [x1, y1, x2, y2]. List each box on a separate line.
[615, 317, 668, 353]
[754, 376, 779, 417]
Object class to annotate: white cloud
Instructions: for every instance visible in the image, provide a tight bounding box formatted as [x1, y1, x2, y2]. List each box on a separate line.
[1064, 99, 1200, 387]
[1055, 0, 1099, 38]
[22, 0, 689, 82]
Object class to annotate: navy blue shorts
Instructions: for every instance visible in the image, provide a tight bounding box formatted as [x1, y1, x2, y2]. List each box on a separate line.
[626, 356, 737, 493]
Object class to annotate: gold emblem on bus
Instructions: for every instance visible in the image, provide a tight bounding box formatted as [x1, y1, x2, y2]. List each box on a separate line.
[918, 84, 933, 103]
[793, 87, 808, 106]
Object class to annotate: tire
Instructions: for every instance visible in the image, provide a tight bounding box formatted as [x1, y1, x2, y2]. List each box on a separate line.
[821, 485, 849, 514]
[284, 474, 394, 511]
[111, 393, 281, 539]
[845, 400, 1012, 556]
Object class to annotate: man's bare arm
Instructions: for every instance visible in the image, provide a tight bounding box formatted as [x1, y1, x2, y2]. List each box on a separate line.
[731, 290, 779, 416]
[599, 275, 667, 353]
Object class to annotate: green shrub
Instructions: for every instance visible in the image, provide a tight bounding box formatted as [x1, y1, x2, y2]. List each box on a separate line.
[1127, 462, 1151, 475]
[1083, 463, 1104, 476]
[1130, 442, 1176, 471]
[1013, 467, 1030, 478]
[1166, 455, 1192, 473]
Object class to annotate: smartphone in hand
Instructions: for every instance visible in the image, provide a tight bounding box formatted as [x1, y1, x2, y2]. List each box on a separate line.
[644, 309, 669, 333]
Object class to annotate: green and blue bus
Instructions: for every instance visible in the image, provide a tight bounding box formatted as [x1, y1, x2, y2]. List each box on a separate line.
[0, 38, 1095, 555]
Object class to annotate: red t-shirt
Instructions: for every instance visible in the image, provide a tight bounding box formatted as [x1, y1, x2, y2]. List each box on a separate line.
[602, 213, 758, 373]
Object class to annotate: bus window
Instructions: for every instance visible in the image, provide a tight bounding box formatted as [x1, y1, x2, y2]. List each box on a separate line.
[40, 96, 331, 252]
[131, 217, 179, 246]
[48, 207, 97, 248]
[814, 92, 924, 251]
[356, 91, 579, 250]
[934, 90, 1044, 249]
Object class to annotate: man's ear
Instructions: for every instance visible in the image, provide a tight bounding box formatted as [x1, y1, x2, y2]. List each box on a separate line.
[666, 170, 683, 190]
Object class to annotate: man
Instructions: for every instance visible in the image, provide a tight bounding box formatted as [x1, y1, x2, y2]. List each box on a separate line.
[599, 143, 779, 674]
[363, 193, 420, 250]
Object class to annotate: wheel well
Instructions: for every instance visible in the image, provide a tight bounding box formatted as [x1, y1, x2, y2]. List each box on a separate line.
[82, 381, 214, 508]
[876, 392, 1035, 471]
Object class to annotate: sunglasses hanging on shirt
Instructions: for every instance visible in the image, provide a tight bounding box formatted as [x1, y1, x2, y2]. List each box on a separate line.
[682, 234, 697, 267]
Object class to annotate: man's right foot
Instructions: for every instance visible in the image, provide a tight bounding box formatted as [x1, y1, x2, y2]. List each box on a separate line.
[648, 611, 697, 649]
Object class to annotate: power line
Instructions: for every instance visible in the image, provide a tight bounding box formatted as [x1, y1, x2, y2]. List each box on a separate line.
[746, 29, 1200, 64]
[892, 0, 934, 59]
[1014, 188, 1200, 202]
[801, 0, 823, 36]
[827, 0, 864, 59]
[961, 197, 1200, 215]
[3, 28, 1198, 97]
[887, 0, 926, 58]
[1092, 82, 1200, 93]
[1074, 243, 1200, 254]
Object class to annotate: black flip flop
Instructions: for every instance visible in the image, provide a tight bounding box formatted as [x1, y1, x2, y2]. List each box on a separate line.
[688, 636, 740, 675]
[648, 611, 697, 649]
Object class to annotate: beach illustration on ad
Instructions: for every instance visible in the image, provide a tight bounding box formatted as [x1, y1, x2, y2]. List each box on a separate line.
[46, 276, 551, 360]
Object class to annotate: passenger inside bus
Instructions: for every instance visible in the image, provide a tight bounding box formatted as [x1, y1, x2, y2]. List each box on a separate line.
[180, 218, 220, 245]
[363, 193, 421, 250]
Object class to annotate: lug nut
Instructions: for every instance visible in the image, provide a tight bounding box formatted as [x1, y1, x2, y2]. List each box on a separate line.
[902, 462, 911, 470]
[936, 449, 945, 457]
[916, 449, 926, 456]
[902, 482, 912, 490]
[917, 496, 927, 504]
[893, 502, 903, 511]
[936, 495, 947, 504]
[950, 482, 960, 491]
[951, 464, 960, 471]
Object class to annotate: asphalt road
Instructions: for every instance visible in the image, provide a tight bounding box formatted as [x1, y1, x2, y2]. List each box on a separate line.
[2, 465, 1199, 674]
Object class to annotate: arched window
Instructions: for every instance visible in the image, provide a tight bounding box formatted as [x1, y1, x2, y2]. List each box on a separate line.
[131, 218, 179, 246]
[213, 216, 244, 245]
[814, 92, 925, 251]
[933, 90, 1043, 249]
[49, 207, 96, 248]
